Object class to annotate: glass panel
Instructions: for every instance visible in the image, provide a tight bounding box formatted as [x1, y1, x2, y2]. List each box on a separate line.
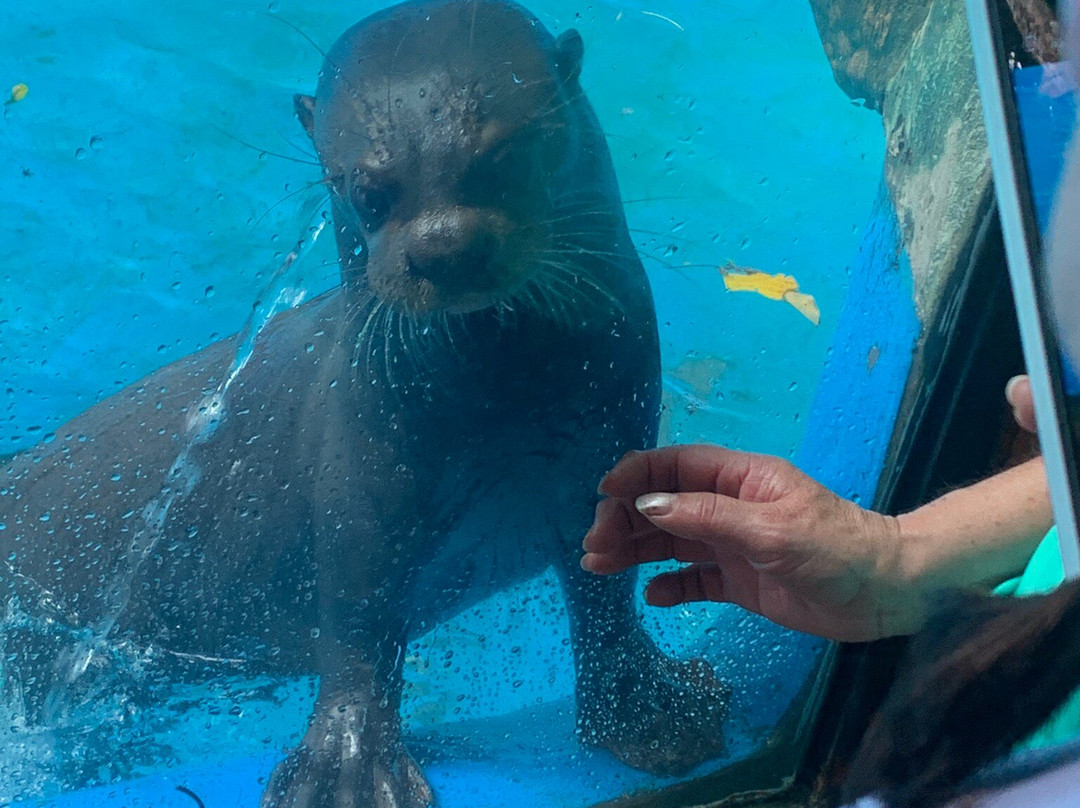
[1008, 22, 1080, 572]
[0, 1, 985, 806]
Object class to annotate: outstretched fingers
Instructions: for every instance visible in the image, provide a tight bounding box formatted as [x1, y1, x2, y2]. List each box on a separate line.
[581, 497, 715, 574]
[599, 445, 758, 500]
[643, 562, 761, 613]
[633, 490, 786, 567]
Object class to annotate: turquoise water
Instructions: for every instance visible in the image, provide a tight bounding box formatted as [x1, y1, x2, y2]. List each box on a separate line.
[0, 1, 917, 806]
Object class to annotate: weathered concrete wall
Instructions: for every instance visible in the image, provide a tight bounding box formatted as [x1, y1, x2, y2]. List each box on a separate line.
[809, 0, 993, 325]
[882, 0, 994, 322]
[808, 0, 998, 502]
[807, 2, 932, 111]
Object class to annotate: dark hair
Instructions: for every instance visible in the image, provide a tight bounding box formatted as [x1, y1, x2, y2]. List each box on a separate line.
[843, 578, 1080, 807]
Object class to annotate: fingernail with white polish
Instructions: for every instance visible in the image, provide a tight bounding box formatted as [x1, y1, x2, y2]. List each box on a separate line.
[635, 493, 675, 516]
[1005, 374, 1024, 403]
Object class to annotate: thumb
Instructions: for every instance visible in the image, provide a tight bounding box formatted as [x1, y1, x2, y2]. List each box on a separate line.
[634, 491, 777, 559]
[1005, 374, 1037, 434]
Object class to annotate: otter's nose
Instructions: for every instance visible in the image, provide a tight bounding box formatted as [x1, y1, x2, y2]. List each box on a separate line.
[405, 208, 498, 288]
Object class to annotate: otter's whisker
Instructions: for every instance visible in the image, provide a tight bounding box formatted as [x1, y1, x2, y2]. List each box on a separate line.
[355, 300, 384, 380]
[435, 311, 454, 357]
[538, 269, 582, 329]
[342, 292, 377, 338]
[628, 227, 695, 244]
[408, 315, 439, 381]
[541, 210, 616, 225]
[530, 264, 579, 328]
[535, 258, 626, 319]
[280, 134, 319, 162]
[214, 125, 321, 167]
[255, 187, 331, 230]
[382, 305, 396, 388]
[398, 309, 429, 381]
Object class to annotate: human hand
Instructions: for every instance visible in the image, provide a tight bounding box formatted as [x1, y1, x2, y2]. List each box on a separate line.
[581, 445, 920, 642]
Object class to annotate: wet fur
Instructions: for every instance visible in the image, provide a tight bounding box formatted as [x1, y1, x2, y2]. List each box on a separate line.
[0, 2, 730, 805]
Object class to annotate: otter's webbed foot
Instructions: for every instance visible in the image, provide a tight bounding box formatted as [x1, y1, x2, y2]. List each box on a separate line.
[577, 644, 731, 776]
[261, 700, 434, 808]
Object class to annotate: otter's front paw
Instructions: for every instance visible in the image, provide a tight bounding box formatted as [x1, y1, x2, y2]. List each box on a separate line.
[261, 703, 433, 808]
[578, 652, 731, 776]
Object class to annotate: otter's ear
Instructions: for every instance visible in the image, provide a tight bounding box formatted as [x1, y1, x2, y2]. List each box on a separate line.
[294, 93, 317, 140]
[555, 30, 584, 85]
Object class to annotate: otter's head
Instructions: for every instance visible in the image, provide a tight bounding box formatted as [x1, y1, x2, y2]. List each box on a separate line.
[296, 0, 591, 318]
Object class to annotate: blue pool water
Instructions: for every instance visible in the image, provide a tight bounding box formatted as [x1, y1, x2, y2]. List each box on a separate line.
[0, 1, 917, 805]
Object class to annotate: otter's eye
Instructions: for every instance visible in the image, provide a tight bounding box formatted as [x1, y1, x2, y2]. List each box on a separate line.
[351, 186, 392, 231]
[342, 169, 393, 231]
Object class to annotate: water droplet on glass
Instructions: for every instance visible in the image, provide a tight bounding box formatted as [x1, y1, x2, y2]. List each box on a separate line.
[305, 343, 315, 353]
[74, 148, 87, 160]
[204, 286, 215, 298]
[89, 136, 103, 151]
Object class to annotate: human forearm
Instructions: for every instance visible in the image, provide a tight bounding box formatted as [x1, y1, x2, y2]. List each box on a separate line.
[895, 457, 1052, 594]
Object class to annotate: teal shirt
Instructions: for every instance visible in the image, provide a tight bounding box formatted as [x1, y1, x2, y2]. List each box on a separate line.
[994, 527, 1080, 750]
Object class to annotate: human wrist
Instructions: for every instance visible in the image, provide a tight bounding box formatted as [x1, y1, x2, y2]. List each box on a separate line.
[891, 461, 1050, 597]
[883, 502, 1021, 637]
[867, 510, 930, 637]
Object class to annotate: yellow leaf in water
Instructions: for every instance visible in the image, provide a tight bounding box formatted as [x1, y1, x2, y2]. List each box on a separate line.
[782, 291, 820, 326]
[8, 83, 28, 103]
[720, 268, 799, 301]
